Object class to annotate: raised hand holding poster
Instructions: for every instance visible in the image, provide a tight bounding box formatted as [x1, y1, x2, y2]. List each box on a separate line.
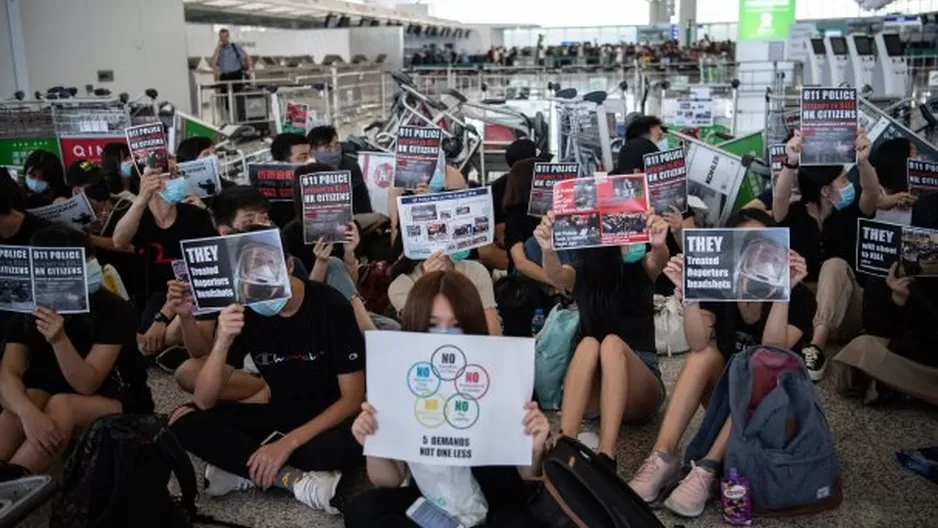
[395, 126, 443, 189]
[125, 123, 169, 175]
[683, 228, 791, 302]
[0, 245, 89, 313]
[643, 147, 688, 214]
[248, 163, 299, 202]
[300, 170, 353, 244]
[799, 87, 857, 166]
[551, 174, 650, 250]
[364, 331, 535, 466]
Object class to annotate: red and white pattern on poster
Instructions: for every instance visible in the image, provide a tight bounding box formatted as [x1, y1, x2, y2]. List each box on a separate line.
[484, 124, 516, 144]
[60, 136, 127, 167]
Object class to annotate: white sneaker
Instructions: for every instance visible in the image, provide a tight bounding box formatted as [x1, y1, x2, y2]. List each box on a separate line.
[577, 431, 600, 452]
[293, 470, 342, 514]
[204, 464, 254, 497]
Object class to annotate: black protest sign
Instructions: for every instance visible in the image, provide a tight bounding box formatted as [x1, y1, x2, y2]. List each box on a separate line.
[180, 230, 292, 310]
[855, 218, 902, 277]
[394, 126, 442, 189]
[300, 170, 354, 244]
[0, 246, 90, 314]
[908, 159, 938, 198]
[769, 144, 786, 185]
[899, 226, 938, 277]
[247, 163, 299, 202]
[683, 228, 790, 302]
[643, 147, 688, 214]
[800, 88, 857, 166]
[528, 163, 579, 217]
[125, 123, 169, 175]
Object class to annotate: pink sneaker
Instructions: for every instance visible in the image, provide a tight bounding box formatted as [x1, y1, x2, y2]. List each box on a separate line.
[663, 462, 716, 518]
[628, 451, 680, 503]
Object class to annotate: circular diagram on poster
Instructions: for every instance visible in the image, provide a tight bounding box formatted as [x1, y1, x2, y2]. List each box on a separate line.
[413, 394, 447, 428]
[444, 394, 480, 430]
[407, 361, 441, 398]
[453, 364, 491, 400]
[430, 345, 467, 381]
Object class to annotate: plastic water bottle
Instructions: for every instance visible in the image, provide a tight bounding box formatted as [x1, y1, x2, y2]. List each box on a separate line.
[531, 309, 546, 337]
[721, 468, 752, 526]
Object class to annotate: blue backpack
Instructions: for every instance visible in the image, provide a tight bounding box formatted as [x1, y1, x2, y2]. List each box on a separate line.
[534, 304, 580, 410]
[685, 346, 842, 514]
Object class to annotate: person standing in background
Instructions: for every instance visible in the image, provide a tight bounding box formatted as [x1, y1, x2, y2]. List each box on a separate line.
[211, 28, 253, 122]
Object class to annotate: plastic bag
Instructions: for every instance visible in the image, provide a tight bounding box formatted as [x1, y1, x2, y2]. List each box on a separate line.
[408, 462, 488, 527]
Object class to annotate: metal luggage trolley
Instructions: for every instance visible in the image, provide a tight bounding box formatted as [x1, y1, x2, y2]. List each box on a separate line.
[50, 96, 135, 166]
[549, 89, 616, 179]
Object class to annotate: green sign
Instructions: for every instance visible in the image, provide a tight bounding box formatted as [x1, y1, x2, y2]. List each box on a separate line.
[720, 132, 769, 212]
[178, 112, 223, 143]
[0, 137, 62, 168]
[738, 0, 796, 41]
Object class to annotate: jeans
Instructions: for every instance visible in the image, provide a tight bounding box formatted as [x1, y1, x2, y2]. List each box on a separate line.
[523, 237, 575, 268]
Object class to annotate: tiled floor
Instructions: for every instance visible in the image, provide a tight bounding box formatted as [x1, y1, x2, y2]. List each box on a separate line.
[22, 352, 938, 528]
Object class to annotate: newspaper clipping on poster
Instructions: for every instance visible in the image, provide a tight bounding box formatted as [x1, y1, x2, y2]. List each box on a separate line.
[179, 229, 292, 311]
[799, 87, 858, 166]
[907, 159, 938, 198]
[673, 99, 714, 128]
[283, 102, 310, 134]
[300, 170, 353, 244]
[682, 228, 791, 302]
[395, 126, 443, 189]
[856, 218, 938, 277]
[551, 174, 650, 250]
[125, 123, 169, 175]
[177, 156, 222, 199]
[398, 187, 494, 260]
[26, 193, 97, 230]
[248, 163, 299, 202]
[643, 147, 688, 214]
[0, 245, 89, 313]
[528, 163, 579, 217]
[364, 330, 535, 467]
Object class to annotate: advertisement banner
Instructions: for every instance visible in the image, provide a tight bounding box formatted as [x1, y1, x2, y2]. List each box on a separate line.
[738, 0, 796, 41]
[0, 138, 62, 167]
[59, 135, 127, 168]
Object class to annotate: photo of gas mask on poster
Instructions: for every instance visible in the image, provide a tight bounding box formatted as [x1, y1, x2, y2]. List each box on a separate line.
[683, 227, 791, 302]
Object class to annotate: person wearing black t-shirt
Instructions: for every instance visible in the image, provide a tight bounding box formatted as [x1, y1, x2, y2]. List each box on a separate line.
[21, 150, 71, 209]
[169, 234, 365, 513]
[344, 270, 549, 528]
[308, 126, 373, 215]
[535, 209, 670, 461]
[268, 133, 312, 228]
[772, 129, 879, 381]
[0, 226, 152, 480]
[629, 209, 814, 518]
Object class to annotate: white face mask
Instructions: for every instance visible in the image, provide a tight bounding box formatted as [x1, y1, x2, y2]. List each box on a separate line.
[250, 265, 278, 283]
[656, 139, 670, 151]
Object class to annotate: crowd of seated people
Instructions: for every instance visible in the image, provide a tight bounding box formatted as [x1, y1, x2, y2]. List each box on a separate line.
[0, 112, 936, 526]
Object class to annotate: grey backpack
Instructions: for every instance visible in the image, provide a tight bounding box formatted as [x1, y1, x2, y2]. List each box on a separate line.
[685, 346, 842, 514]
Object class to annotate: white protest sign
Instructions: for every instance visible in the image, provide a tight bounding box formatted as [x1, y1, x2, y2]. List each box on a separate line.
[929, 71, 938, 88]
[358, 151, 395, 216]
[398, 187, 495, 260]
[364, 331, 535, 467]
[27, 194, 97, 230]
[177, 155, 222, 199]
[674, 99, 714, 127]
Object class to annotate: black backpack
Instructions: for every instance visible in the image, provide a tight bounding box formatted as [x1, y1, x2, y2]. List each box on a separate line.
[494, 274, 551, 337]
[529, 436, 665, 528]
[50, 414, 245, 528]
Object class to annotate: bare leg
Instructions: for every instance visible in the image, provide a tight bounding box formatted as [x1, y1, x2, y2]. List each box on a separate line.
[560, 337, 601, 439]
[652, 345, 725, 455]
[11, 394, 121, 474]
[175, 358, 268, 403]
[702, 418, 732, 463]
[0, 389, 50, 461]
[351, 297, 376, 332]
[596, 336, 663, 457]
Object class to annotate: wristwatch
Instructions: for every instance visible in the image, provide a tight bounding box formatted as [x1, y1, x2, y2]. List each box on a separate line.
[782, 160, 799, 170]
[153, 312, 174, 325]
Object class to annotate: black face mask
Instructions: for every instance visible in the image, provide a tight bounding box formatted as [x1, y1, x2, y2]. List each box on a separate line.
[83, 180, 111, 202]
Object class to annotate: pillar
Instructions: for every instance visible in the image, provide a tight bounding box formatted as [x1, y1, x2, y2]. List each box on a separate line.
[679, 0, 697, 46]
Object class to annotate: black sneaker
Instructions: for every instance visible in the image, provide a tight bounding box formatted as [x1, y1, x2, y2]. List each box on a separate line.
[801, 345, 827, 382]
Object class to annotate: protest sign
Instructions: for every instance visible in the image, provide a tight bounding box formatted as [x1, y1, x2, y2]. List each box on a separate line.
[247, 163, 299, 202]
[398, 188, 494, 260]
[907, 159, 938, 198]
[799, 87, 858, 166]
[125, 123, 169, 175]
[769, 144, 786, 185]
[282, 102, 310, 134]
[179, 229, 292, 311]
[684, 140, 748, 227]
[856, 218, 938, 277]
[643, 147, 688, 214]
[177, 155, 222, 199]
[0, 245, 89, 313]
[172, 260, 218, 316]
[364, 330, 535, 466]
[395, 126, 443, 189]
[528, 163, 579, 217]
[683, 228, 791, 302]
[299, 170, 353, 244]
[27, 194, 97, 230]
[674, 99, 714, 128]
[552, 174, 650, 250]
[358, 152, 395, 216]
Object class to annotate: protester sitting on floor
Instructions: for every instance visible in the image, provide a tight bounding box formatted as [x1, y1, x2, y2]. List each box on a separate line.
[175, 136, 216, 163]
[772, 128, 879, 381]
[101, 142, 139, 199]
[0, 225, 153, 481]
[742, 132, 798, 213]
[344, 270, 549, 527]
[534, 209, 669, 461]
[834, 192, 938, 406]
[870, 137, 917, 225]
[484, 138, 542, 272]
[623, 115, 667, 151]
[111, 168, 216, 357]
[628, 208, 815, 517]
[268, 132, 312, 227]
[169, 226, 365, 513]
[389, 165, 468, 246]
[308, 125, 373, 215]
[22, 150, 70, 209]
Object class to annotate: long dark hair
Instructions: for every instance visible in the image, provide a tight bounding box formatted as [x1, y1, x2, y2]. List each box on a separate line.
[502, 157, 538, 210]
[23, 150, 69, 199]
[574, 245, 653, 322]
[871, 137, 912, 193]
[400, 271, 488, 336]
[101, 142, 135, 195]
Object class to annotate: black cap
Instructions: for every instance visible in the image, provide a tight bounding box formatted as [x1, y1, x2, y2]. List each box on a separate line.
[66, 159, 105, 188]
[615, 137, 659, 174]
[505, 139, 537, 168]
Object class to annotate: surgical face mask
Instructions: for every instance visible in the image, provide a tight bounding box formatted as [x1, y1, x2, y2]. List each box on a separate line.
[428, 160, 446, 193]
[429, 325, 464, 335]
[120, 160, 136, 179]
[159, 177, 188, 205]
[621, 243, 647, 264]
[656, 139, 670, 151]
[249, 298, 288, 317]
[450, 250, 470, 262]
[833, 182, 856, 211]
[316, 149, 342, 167]
[86, 258, 103, 294]
[25, 176, 49, 194]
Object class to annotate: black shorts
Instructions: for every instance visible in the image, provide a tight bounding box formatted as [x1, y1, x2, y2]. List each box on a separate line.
[23, 368, 153, 414]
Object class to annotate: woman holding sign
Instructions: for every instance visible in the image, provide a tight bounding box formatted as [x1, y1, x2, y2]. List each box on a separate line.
[532, 208, 670, 462]
[345, 271, 550, 527]
[628, 209, 815, 518]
